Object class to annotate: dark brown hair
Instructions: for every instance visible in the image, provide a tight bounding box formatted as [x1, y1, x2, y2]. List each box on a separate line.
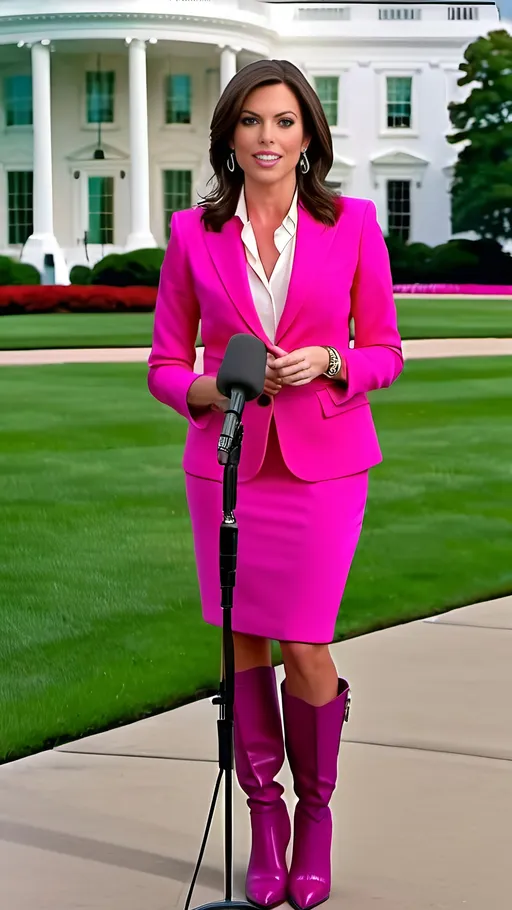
[199, 59, 340, 231]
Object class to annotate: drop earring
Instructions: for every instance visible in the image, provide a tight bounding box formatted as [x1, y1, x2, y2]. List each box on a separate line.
[300, 148, 310, 175]
[227, 151, 236, 173]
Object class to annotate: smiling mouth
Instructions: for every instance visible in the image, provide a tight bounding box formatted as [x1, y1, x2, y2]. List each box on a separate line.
[253, 154, 282, 161]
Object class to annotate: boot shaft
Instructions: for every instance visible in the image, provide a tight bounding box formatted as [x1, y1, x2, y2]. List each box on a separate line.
[281, 678, 350, 815]
[234, 666, 286, 808]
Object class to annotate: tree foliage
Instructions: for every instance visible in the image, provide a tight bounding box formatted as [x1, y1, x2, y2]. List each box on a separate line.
[447, 29, 512, 242]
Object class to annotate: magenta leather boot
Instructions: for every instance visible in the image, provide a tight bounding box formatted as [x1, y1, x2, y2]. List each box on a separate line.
[234, 666, 291, 908]
[281, 678, 351, 910]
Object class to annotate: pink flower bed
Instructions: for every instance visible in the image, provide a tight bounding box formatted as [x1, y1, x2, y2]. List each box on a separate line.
[393, 284, 512, 295]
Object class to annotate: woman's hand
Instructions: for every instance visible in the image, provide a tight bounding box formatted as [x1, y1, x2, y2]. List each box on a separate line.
[263, 352, 284, 397]
[272, 346, 330, 387]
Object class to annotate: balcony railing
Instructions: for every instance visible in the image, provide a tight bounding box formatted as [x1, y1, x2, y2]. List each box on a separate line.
[294, 5, 351, 21]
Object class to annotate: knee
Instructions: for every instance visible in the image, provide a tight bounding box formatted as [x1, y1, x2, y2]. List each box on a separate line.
[280, 642, 330, 681]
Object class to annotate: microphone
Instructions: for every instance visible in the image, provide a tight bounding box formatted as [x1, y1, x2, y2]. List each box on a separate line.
[216, 334, 267, 465]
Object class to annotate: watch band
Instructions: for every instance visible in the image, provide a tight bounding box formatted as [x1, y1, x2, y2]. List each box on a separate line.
[323, 346, 342, 378]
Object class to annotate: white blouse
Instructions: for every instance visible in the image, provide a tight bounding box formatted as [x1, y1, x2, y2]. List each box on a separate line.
[235, 186, 298, 343]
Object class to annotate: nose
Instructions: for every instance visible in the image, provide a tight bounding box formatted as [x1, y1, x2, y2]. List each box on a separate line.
[258, 122, 276, 146]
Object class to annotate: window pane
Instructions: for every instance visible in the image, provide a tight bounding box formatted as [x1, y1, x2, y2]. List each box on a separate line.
[88, 176, 114, 244]
[165, 74, 192, 124]
[5, 75, 33, 126]
[163, 170, 192, 237]
[8, 171, 34, 244]
[86, 71, 115, 123]
[315, 76, 338, 127]
[387, 76, 412, 129]
[387, 180, 411, 242]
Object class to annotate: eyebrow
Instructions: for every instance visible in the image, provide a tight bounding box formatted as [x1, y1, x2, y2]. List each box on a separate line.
[241, 109, 298, 118]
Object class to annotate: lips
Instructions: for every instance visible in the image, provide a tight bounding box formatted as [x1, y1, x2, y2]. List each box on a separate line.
[253, 154, 282, 161]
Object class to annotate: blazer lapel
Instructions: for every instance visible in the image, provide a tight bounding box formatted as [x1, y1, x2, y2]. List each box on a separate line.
[275, 202, 333, 345]
[202, 216, 273, 344]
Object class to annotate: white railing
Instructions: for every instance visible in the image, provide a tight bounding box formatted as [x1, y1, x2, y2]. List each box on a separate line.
[378, 7, 422, 21]
[448, 6, 479, 19]
[294, 6, 351, 21]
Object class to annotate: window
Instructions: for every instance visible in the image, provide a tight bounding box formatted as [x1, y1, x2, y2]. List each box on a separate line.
[8, 171, 33, 244]
[448, 6, 478, 19]
[378, 7, 421, 19]
[315, 76, 339, 127]
[386, 76, 412, 129]
[387, 180, 411, 241]
[86, 71, 115, 124]
[165, 75, 192, 124]
[88, 176, 114, 244]
[4, 75, 33, 127]
[163, 170, 192, 237]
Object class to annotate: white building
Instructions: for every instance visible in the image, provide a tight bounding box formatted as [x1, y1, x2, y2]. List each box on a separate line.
[0, 0, 501, 282]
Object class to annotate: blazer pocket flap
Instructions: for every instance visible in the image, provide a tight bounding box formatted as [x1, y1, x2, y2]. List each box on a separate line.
[316, 387, 367, 419]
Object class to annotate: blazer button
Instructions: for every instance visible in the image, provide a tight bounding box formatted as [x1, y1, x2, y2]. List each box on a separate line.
[258, 394, 271, 407]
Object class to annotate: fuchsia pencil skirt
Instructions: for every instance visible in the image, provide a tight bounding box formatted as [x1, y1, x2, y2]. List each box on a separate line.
[185, 421, 368, 643]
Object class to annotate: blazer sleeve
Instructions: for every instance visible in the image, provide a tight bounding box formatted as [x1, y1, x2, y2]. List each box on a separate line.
[340, 200, 404, 398]
[147, 211, 209, 428]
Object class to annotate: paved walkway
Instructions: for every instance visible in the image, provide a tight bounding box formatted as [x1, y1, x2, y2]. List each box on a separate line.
[2, 594, 511, 909]
[1, 336, 512, 366]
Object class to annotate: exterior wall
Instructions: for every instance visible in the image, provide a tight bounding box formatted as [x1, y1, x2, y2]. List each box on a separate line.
[0, 0, 502, 269]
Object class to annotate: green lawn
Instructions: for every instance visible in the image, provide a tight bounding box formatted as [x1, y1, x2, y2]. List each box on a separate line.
[0, 295, 511, 351]
[0, 357, 511, 762]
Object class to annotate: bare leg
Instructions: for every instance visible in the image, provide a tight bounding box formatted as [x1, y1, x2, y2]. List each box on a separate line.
[233, 630, 272, 671]
[280, 641, 338, 706]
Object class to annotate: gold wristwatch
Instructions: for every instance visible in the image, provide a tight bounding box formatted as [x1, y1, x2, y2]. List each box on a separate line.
[323, 346, 342, 378]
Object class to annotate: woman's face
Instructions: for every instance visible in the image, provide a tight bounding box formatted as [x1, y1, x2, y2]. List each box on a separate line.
[230, 82, 310, 187]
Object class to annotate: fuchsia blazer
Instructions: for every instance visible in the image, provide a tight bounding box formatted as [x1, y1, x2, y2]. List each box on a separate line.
[148, 195, 403, 483]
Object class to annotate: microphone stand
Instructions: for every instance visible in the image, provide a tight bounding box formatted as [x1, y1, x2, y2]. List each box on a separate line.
[184, 419, 254, 910]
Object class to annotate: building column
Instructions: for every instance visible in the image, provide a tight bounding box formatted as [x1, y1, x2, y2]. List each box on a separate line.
[21, 41, 69, 284]
[126, 38, 156, 251]
[220, 45, 237, 93]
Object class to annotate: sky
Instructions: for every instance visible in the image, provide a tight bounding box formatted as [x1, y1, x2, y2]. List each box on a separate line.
[497, 0, 512, 18]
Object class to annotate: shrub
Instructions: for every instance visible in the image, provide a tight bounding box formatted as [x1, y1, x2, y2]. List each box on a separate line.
[0, 285, 157, 315]
[91, 248, 165, 287]
[386, 236, 512, 284]
[0, 256, 41, 286]
[69, 264, 92, 285]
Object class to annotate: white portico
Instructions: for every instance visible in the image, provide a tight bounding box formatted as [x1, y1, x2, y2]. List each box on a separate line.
[0, 0, 501, 281]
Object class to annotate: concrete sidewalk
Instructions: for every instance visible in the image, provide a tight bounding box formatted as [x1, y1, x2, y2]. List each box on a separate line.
[1, 336, 512, 366]
[1, 594, 511, 910]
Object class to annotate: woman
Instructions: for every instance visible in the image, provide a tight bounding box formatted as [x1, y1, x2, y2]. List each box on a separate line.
[148, 59, 403, 910]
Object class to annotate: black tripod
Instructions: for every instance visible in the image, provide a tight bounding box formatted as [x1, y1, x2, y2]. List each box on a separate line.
[184, 421, 254, 910]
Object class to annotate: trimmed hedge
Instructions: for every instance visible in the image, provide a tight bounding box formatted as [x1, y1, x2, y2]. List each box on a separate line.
[0, 256, 41, 286]
[0, 285, 157, 315]
[69, 265, 92, 285]
[91, 248, 165, 287]
[387, 237, 512, 285]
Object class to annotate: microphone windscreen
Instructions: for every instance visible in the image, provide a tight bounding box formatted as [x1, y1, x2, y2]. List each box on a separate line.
[217, 334, 267, 401]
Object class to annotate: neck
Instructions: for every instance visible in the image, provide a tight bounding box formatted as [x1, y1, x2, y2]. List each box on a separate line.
[243, 174, 297, 227]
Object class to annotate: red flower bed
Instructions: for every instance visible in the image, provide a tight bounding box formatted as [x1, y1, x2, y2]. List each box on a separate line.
[0, 285, 157, 314]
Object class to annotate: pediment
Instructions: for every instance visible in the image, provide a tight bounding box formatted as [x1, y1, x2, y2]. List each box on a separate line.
[370, 149, 429, 167]
[66, 142, 128, 162]
[332, 152, 355, 169]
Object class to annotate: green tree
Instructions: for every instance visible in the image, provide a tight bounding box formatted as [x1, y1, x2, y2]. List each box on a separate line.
[447, 29, 512, 243]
